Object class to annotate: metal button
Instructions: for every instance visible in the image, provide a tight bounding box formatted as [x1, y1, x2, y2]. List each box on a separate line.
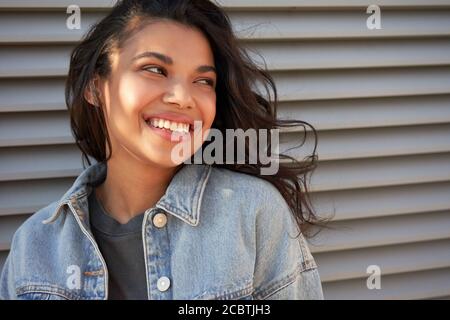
[153, 212, 167, 228]
[157, 276, 171, 292]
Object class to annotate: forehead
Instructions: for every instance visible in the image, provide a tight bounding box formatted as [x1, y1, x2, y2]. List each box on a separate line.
[117, 20, 215, 65]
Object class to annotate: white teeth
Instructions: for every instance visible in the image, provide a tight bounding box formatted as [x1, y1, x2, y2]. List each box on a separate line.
[147, 117, 190, 134]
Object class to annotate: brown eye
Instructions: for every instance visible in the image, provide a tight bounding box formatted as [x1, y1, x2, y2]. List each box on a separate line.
[143, 66, 165, 75]
[197, 79, 215, 87]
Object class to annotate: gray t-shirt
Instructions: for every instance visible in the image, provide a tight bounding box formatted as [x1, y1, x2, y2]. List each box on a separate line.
[88, 190, 148, 300]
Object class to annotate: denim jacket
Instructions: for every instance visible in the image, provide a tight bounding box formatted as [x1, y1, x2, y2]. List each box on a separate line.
[0, 161, 323, 300]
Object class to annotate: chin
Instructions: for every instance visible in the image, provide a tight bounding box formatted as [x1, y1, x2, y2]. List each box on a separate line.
[142, 153, 184, 168]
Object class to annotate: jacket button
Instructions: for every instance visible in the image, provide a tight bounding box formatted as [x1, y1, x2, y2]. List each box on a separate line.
[153, 212, 167, 228]
[157, 276, 171, 292]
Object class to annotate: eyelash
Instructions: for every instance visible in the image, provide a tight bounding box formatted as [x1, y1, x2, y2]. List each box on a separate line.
[143, 65, 215, 87]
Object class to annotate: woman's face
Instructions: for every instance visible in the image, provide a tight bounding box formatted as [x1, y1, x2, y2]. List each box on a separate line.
[91, 20, 217, 168]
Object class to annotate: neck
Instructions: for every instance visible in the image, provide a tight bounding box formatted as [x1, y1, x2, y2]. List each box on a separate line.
[95, 154, 179, 225]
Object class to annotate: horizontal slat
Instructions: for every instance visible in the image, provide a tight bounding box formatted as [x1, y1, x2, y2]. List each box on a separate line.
[2, 10, 450, 43]
[310, 153, 450, 192]
[0, 78, 64, 112]
[316, 239, 450, 282]
[310, 210, 450, 253]
[4, 38, 450, 78]
[281, 124, 450, 161]
[271, 66, 450, 101]
[0, 0, 118, 9]
[248, 38, 450, 71]
[0, 12, 103, 43]
[2, 0, 450, 10]
[0, 215, 29, 251]
[0, 111, 73, 147]
[278, 95, 450, 131]
[231, 10, 450, 40]
[312, 181, 450, 221]
[0, 45, 71, 78]
[0, 178, 74, 216]
[220, 0, 450, 9]
[322, 267, 450, 299]
[0, 145, 83, 181]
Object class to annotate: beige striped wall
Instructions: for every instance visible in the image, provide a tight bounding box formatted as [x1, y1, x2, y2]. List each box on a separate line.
[1, 0, 450, 299]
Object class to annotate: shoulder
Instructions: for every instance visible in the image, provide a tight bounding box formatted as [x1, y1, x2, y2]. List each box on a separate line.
[205, 166, 322, 298]
[203, 165, 298, 242]
[206, 165, 288, 211]
[9, 200, 60, 256]
[206, 166, 295, 232]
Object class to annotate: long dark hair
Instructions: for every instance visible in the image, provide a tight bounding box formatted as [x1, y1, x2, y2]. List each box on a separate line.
[65, 0, 328, 237]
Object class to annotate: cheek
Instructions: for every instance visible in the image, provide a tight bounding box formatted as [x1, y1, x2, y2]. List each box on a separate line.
[116, 74, 153, 115]
[113, 74, 161, 116]
[201, 95, 216, 129]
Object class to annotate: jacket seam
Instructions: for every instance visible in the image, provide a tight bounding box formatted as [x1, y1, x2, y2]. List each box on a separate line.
[297, 233, 317, 270]
[253, 264, 317, 300]
[16, 284, 82, 300]
[192, 278, 254, 300]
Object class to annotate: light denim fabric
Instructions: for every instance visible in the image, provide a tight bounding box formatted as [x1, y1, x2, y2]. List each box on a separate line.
[0, 161, 324, 300]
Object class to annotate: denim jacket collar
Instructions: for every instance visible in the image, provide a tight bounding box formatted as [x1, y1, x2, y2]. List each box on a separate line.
[42, 161, 212, 227]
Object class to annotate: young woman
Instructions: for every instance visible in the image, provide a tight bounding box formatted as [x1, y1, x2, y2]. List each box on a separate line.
[0, 0, 324, 300]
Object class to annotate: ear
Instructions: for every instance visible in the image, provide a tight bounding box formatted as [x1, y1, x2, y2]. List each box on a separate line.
[83, 76, 101, 107]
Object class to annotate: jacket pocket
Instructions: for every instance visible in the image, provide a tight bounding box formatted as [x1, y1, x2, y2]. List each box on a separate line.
[191, 279, 254, 300]
[16, 284, 80, 300]
[16, 292, 69, 300]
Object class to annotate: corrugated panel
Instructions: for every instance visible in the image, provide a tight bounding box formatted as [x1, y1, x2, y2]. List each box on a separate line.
[2, 10, 450, 43]
[281, 124, 450, 160]
[322, 267, 450, 300]
[0, 178, 74, 216]
[1, 1, 450, 300]
[316, 239, 450, 282]
[0, 145, 83, 181]
[311, 182, 450, 221]
[0, 111, 72, 147]
[2, 0, 450, 9]
[278, 95, 450, 130]
[310, 211, 450, 253]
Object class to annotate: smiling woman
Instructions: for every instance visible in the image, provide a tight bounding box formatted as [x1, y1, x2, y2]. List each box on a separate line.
[82, 20, 218, 211]
[0, 0, 326, 300]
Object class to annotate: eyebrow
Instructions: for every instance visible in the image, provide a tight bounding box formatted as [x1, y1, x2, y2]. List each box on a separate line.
[132, 51, 216, 75]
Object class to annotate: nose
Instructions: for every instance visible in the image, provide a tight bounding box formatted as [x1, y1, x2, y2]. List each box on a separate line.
[162, 81, 194, 110]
